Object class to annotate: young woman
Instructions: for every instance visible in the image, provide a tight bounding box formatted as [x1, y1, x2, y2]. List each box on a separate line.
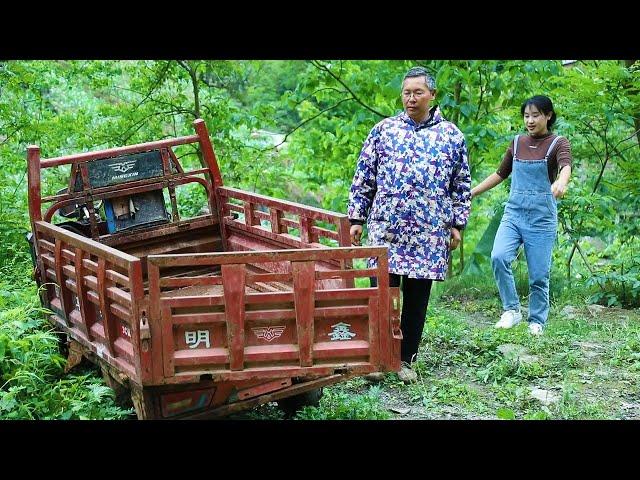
[471, 95, 572, 335]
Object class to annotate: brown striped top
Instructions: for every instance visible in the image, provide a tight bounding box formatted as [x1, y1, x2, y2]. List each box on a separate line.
[496, 132, 572, 183]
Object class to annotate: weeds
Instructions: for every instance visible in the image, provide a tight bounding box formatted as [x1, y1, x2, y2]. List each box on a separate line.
[294, 384, 391, 420]
[2, 248, 638, 420]
[302, 279, 640, 420]
[0, 280, 132, 420]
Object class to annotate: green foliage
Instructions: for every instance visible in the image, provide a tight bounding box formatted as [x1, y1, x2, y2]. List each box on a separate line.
[585, 258, 640, 307]
[174, 182, 209, 218]
[497, 407, 516, 419]
[550, 61, 640, 306]
[397, 298, 640, 420]
[419, 377, 482, 409]
[294, 384, 391, 420]
[1, 59, 639, 418]
[463, 202, 503, 276]
[610, 335, 640, 371]
[0, 283, 131, 419]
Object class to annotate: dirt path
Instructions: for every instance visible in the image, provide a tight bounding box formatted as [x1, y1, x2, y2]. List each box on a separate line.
[334, 303, 640, 420]
[229, 302, 639, 420]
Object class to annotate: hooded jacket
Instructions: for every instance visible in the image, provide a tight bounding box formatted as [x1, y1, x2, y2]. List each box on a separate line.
[348, 106, 471, 280]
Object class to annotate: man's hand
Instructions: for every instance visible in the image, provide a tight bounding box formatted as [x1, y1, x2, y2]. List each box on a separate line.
[350, 224, 363, 246]
[450, 227, 461, 251]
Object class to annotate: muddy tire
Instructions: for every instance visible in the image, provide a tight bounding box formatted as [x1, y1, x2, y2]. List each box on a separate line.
[277, 388, 323, 417]
[100, 366, 133, 409]
[55, 331, 70, 358]
[130, 385, 158, 420]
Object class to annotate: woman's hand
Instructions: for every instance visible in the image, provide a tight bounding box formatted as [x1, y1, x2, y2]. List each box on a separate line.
[551, 180, 567, 199]
[552, 166, 571, 199]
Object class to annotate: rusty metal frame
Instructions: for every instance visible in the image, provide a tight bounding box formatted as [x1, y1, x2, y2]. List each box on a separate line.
[28, 119, 222, 243]
[26, 118, 401, 418]
[35, 220, 146, 382]
[147, 246, 398, 383]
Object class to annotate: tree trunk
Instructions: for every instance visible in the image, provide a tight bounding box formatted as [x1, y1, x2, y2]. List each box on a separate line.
[178, 60, 206, 168]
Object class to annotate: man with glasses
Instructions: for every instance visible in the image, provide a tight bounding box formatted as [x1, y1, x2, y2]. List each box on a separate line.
[348, 66, 471, 383]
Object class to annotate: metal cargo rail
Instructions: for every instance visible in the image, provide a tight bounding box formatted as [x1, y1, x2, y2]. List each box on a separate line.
[27, 118, 402, 419]
[147, 247, 401, 383]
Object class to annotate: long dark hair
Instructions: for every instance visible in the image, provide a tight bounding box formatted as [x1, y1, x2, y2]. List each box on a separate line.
[521, 95, 556, 130]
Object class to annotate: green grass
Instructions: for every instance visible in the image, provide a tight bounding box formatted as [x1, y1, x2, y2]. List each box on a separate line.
[0, 279, 132, 420]
[294, 384, 391, 420]
[411, 279, 640, 419]
[285, 276, 640, 420]
[228, 380, 392, 420]
[3, 248, 638, 420]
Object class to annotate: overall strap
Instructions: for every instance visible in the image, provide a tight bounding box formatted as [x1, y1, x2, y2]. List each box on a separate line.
[544, 135, 562, 160]
[512, 135, 520, 158]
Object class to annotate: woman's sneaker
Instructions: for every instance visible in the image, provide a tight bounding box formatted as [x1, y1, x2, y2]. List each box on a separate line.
[495, 310, 522, 329]
[528, 322, 544, 336]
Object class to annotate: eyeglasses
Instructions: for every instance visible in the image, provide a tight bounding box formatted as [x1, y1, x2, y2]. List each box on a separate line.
[402, 90, 427, 99]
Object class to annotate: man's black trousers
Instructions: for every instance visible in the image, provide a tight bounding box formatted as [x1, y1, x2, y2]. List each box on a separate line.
[371, 273, 433, 364]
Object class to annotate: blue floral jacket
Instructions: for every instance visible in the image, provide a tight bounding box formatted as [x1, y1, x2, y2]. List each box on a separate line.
[348, 107, 471, 280]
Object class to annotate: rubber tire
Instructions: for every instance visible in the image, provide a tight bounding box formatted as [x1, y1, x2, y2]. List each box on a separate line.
[100, 367, 133, 409]
[56, 331, 70, 358]
[277, 388, 323, 417]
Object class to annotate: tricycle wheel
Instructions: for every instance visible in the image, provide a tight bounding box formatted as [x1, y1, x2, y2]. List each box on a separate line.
[100, 366, 133, 409]
[55, 330, 69, 357]
[277, 387, 323, 417]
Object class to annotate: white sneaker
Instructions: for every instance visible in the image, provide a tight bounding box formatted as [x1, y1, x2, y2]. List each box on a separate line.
[528, 322, 544, 336]
[494, 310, 522, 329]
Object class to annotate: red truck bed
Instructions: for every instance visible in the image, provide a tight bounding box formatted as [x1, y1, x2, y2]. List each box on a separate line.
[27, 119, 401, 419]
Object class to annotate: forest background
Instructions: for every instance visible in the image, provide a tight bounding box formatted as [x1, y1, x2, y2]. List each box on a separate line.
[1, 60, 638, 419]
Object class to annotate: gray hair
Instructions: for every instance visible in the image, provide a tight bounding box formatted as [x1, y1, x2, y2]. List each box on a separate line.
[403, 66, 436, 91]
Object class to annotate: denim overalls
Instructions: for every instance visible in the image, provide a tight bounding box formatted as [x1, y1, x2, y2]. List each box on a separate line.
[491, 134, 561, 326]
